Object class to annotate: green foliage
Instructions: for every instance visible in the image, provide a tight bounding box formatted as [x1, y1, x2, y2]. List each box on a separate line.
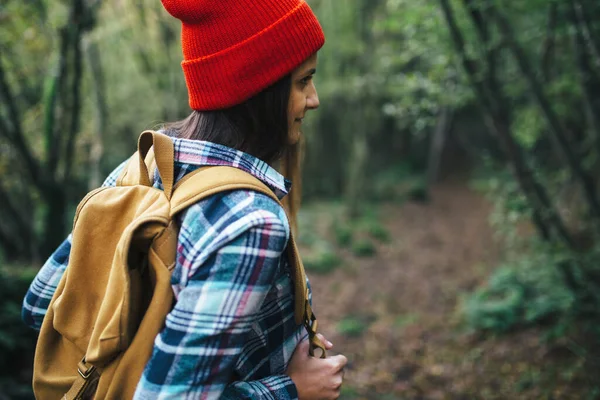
[339, 386, 360, 399]
[515, 369, 541, 393]
[303, 245, 342, 274]
[367, 221, 391, 243]
[337, 316, 369, 337]
[407, 178, 429, 203]
[468, 160, 600, 357]
[394, 313, 420, 329]
[355, 205, 392, 245]
[465, 166, 585, 334]
[463, 254, 574, 333]
[0, 267, 38, 399]
[462, 242, 579, 334]
[351, 239, 377, 257]
[371, 163, 428, 203]
[513, 106, 545, 150]
[333, 222, 354, 248]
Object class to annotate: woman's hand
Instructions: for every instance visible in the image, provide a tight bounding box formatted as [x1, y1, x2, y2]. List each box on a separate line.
[286, 334, 347, 400]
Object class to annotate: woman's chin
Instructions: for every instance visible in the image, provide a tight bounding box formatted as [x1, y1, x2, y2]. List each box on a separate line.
[288, 130, 302, 145]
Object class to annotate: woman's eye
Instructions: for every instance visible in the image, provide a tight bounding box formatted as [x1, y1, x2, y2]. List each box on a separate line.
[300, 76, 313, 85]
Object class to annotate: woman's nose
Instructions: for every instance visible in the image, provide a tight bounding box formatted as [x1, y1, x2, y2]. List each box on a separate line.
[307, 88, 320, 110]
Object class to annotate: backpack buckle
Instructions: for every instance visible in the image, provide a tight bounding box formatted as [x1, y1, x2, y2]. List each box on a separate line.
[77, 357, 96, 380]
[304, 310, 318, 336]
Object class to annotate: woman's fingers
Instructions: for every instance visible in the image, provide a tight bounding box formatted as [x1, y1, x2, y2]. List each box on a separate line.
[316, 333, 334, 349]
[328, 355, 348, 372]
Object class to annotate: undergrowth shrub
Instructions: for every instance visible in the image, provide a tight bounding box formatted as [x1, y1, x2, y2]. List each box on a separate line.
[351, 239, 377, 257]
[371, 162, 428, 203]
[303, 242, 342, 274]
[467, 166, 600, 345]
[0, 267, 38, 399]
[333, 221, 353, 247]
[463, 250, 575, 334]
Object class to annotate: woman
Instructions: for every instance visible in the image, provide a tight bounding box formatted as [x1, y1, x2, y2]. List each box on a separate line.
[22, 0, 347, 398]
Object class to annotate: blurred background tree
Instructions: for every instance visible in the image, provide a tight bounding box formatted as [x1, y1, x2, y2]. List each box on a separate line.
[2, 0, 600, 398]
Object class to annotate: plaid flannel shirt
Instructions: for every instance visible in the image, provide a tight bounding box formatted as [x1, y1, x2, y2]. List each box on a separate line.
[22, 136, 308, 399]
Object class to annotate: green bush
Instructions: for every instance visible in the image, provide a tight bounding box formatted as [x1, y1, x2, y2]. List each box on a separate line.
[0, 267, 38, 399]
[407, 178, 429, 203]
[333, 223, 353, 248]
[467, 167, 600, 341]
[367, 221, 391, 243]
[462, 252, 576, 334]
[351, 239, 376, 257]
[303, 249, 342, 275]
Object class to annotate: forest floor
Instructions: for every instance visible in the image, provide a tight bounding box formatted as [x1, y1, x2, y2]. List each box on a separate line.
[301, 175, 597, 400]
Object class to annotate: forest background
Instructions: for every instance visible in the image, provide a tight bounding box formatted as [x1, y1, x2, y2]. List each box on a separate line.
[1, 0, 600, 398]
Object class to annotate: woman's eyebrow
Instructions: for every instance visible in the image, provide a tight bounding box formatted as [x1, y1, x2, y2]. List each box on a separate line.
[301, 68, 317, 77]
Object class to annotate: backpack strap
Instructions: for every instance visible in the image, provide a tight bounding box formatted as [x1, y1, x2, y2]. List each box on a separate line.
[116, 130, 174, 198]
[170, 166, 327, 358]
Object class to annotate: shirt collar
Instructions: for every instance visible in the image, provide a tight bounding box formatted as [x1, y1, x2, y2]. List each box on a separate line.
[171, 137, 291, 200]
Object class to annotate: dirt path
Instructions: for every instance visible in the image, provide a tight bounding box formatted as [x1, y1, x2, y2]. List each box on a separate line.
[306, 178, 587, 399]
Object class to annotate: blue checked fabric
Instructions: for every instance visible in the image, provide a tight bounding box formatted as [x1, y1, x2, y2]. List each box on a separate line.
[22, 136, 309, 399]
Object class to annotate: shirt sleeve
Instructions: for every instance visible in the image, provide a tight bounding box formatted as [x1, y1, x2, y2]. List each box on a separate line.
[21, 160, 129, 331]
[133, 191, 297, 400]
[221, 376, 298, 399]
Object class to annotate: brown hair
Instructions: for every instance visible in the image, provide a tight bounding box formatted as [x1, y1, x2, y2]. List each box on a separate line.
[166, 74, 302, 231]
[167, 75, 291, 164]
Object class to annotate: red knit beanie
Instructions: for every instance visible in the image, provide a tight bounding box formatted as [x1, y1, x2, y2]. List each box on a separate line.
[161, 0, 325, 111]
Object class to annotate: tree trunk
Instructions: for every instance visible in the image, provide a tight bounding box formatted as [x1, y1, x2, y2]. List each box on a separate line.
[347, 95, 370, 218]
[541, 3, 558, 82]
[573, 0, 600, 72]
[427, 106, 453, 186]
[345, 0, 380, 218]
[86, 40, 107, 190]
[569, 0, 600, 156]
[45, 25, 70, 176]
[63, 0, 85, 183]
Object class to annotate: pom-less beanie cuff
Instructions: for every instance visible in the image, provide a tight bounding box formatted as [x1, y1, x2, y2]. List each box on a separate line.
[176, 1, 325, 110]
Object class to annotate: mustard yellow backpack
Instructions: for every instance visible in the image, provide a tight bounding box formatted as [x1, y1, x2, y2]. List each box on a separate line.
[33, 131, 325, 399]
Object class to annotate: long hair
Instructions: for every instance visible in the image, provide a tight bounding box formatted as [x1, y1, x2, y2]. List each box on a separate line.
[166, 74, 303, 231]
